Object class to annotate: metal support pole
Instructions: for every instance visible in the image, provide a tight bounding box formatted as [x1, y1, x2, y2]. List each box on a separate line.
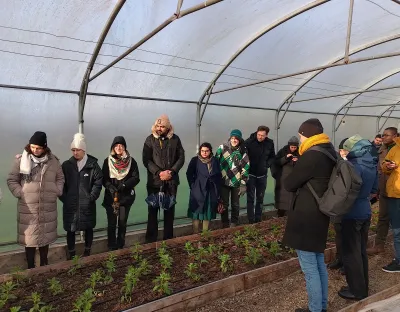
[89, 0, 222, 82]
[212, 51, 400, 95]
[344, 0, 354, 64]
[277, 94, 296, 129]
[78, 0, 126, 134]
[332, 100, 353, 146]
[199, 84, 215, 122]
[196, 103, 201, 153]
[377, 105, 396, 133]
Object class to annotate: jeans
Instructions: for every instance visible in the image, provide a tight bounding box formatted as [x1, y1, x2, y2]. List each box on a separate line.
[145, 185, 177, 243]
[66, 229, 94, 253]
[106, 205, 131, 250]
[376, 196, 390, 245]
[341, 219, 370, 298]
[246, 175, 267, 223]
[296, 250, 328, 312]
[388, 198, 400, 262]
[220, 185, 240, 226]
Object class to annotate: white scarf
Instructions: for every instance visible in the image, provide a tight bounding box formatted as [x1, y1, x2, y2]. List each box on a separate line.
[77, 153, 88, 172]
[20, 150, 48, 175]
[108, 152, 132, 180]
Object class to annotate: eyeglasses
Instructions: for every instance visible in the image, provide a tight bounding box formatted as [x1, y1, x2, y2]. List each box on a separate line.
[200, 150, 210, 153]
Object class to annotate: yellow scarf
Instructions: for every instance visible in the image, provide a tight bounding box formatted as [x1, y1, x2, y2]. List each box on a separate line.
[299, 133, 331, 155]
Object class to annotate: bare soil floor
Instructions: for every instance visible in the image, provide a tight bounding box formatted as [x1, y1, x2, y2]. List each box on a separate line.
[195, 238, 400, 312]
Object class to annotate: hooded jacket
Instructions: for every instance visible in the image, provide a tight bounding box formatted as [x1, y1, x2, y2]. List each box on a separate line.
[245, 133, 275, 177]
[343, 139, 378, 220]
[378, 142, 395, 196]
[382, 137, 400, 198]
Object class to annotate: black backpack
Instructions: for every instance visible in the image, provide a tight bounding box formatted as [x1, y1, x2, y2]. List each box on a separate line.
[306, 146, 362, 217]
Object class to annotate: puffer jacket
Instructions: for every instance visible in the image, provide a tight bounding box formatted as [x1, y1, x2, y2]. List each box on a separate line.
[378, 143, 394, 196]
[382, 137, 400, 198]
[245, 133, 275, 177]
[343, 139, 378, 220]
[61, 155, 103, 232]
[7, 153, 64, 247]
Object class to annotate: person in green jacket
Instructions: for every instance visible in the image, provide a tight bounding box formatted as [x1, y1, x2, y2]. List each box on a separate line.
[215, 129, 250, 228]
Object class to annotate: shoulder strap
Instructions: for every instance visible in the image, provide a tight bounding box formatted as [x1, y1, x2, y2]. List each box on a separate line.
[308, 146, 337, 163]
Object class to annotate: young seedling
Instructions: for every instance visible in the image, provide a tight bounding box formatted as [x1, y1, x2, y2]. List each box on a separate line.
[121, 266, 140, 303]
[207, 244, 218, 256]
[269, 241, 282, 257]
[200, 229, 211, 241]
[10, 266, 26, 285]
[233, 233, 244, 247]
[194, 247, 209, 267]
[289, 248, 296, 255]
[244, 225, 260, 240]
[131, 242, 143, 262]
[72, 288, 95, 312]
[68, 255, 82, 276]
[138, 258, 152, 276]
[218, 254, 233, 273]
[184, 263, 201, 281]
[184, 242, 196, 257]
[157, 241, 168, 256]
[159, 254, 173, 271]
[10, 307, 21, 312]
[0, 281, 17, 308]
[87, 269, 103, 290]
[271, 224, 281, 237]
[47, 277, 63, 295]
[103, 253, 117, 284]
[244, 246, 263, 265]
[28, 292, 45, 312]
[153, 272, 172, 296]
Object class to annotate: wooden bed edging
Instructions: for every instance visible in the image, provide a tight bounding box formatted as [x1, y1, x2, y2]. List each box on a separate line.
[338, 282, 400, 312]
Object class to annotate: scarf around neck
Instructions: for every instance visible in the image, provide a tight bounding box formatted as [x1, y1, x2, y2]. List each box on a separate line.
[198, 155, 212, 173]
[77, 153, 88, 172]
[108, 151, 132, 180]
[299, 133, 331, 155]
[20, 149, 49, 175]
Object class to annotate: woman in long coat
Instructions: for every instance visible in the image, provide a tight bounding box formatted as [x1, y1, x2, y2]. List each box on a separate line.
[7, 131, 64, 269]
[274, 136, 300, 217]
[187, 142, 222, 233]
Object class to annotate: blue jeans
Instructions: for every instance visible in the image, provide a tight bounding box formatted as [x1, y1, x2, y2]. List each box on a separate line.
[388, 198, 400, 262]
[246, 175, 267, 223]
[296, 250, 328, 312]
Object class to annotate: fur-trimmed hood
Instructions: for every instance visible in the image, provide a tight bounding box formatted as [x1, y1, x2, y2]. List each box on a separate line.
[151, 124, 174, 139]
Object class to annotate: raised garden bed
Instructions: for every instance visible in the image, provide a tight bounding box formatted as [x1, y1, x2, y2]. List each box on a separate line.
[0, 210, 379, 312]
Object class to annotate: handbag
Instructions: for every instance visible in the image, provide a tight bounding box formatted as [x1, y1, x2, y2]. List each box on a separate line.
[217, 199, 225, 214]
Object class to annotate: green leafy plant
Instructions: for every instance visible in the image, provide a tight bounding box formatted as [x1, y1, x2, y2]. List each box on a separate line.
[87, 269, 103, 290]
[138, 258, 152, 276]
[157, 241, 168, 256]
[159, 254, 173, 271]
[153, 272, 172, 296]
[207, 244, 218, 256]
[131, 243, 143, 262]
[271, 224, 281, 236]
[0, 281, 17, 308]
[68, 255, 82, 276]
[218, 254, 233, 273]
[28, 292, 45, 312]
[184, 242, 195, 257]
[103, 253, 117, 284]
[10, 266, 27, 284]
[194, 247, 209, 267]
[200, 229, 211, 241]
[184, 263, 201, 281]
[72, 288, 95, 312]
[10, 307, 21, 312]
[233, 233, 245, 247]
[289, 248, 296, 255]
[244, 225, 260, 240]
[47, 277, 63, 295]
[121, 266, 140, 303]
[244, 246, 263, 265]
[269, 241, 282, 257]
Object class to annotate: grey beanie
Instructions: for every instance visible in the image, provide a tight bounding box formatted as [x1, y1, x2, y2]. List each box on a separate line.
[288, 136, 299, 146]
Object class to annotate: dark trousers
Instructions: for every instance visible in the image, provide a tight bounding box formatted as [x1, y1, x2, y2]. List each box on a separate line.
[25, 245, 49, 269]
[334, 220, 343, 262]
[145, 185, 177, 243]
[106, 205, 131, 250]
[221, 185, 240, 226]
[376, 196, 390, 245]
[67, 229, 94, 253]
[246, 176, 267, 223]
[341, 219, 370, 298]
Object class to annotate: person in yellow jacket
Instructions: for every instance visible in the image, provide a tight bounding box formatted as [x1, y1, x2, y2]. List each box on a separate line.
[381, 136, 400, 273]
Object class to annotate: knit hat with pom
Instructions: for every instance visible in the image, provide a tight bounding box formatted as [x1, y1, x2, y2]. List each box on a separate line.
[71, 133, 86, 151]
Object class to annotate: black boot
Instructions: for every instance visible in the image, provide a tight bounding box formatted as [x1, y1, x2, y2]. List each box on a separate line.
[328, 258, 343, 270]
[83, 248, 91, 257]
[25, 247, 36, 269]
[67, 250, 76, 260]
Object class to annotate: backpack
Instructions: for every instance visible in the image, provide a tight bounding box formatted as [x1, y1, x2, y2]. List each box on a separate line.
[306, 146, 363, 217]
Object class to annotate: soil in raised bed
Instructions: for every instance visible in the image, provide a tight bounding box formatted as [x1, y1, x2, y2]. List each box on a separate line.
[1, 207, 379, 312]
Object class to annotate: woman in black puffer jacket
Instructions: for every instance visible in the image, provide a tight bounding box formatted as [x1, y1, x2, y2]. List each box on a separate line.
[102, 136, 140, 251]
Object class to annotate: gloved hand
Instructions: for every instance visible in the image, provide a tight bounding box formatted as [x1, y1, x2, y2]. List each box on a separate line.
[117, 183, 126, 192]
[238, 184, 247, 197]
[108, 185, 118, 195]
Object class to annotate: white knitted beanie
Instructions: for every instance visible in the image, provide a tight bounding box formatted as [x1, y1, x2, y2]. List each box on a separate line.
[71, 133, 87, 151]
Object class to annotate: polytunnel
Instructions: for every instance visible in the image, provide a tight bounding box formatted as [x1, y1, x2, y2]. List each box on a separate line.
[0, 0, 400, 248]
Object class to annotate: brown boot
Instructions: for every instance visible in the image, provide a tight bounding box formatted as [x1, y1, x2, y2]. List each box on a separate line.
[367, 243, 384, 256]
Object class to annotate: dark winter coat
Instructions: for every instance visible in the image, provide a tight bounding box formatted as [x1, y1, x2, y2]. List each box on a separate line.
[274, 145, 299, 211]
[102, 157, 140, 208]
[61, 155, 103, 232]
[343, 140, 378, 220]
[245, 133, 275, 177]
[186, 156, 222, 216]
[282, 143, 336, 253]
[142, 133, 185, 188]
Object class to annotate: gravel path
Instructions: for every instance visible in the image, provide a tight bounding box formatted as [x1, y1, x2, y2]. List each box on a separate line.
[195, 240, 400, 312]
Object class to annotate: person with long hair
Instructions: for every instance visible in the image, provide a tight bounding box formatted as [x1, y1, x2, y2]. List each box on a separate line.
[186, 142, 222, 233]
[102, 136, 140, 251]
[7, 131, 64, 269]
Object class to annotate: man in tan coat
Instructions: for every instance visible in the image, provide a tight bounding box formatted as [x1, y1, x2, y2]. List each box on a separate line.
[7, 131, 64, 269]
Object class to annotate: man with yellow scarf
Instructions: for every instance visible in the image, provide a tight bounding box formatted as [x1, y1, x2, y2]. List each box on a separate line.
[282, 118, 335, 312]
